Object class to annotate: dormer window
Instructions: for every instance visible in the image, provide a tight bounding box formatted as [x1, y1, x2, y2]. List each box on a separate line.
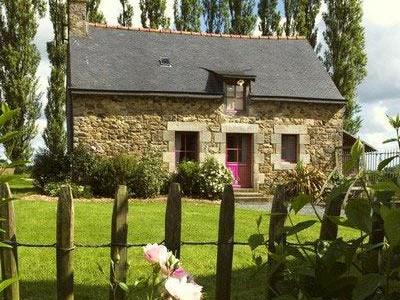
[226, 82, 246, 112]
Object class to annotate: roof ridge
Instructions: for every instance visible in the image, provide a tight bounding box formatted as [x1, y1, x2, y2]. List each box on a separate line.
[88, 23, 306, 40]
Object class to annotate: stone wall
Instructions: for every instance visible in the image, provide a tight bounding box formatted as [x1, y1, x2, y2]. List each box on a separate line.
[72, 94, 344, 193]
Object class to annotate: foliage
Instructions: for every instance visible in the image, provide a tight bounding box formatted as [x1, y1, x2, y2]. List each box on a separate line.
[283, 0, 298, 37]
[118, 0, 134, 27]
[174, 0, 202, 32]
[197, 157, 232, 199]
[44, 0, 67, 157]
[140, 0, 170, 29]
[70, 144, 98, 187]
[129, 153, 169, 198]
[174, 160, 201, 196]
[0, 0, 45, 161]
[202, 0, 229, 33]
[43, 181, 92, 198]
[284, 161, 326, 197]
[87, 0, 106, 23]
[227, 0, 257, 35]
[378, 114, 400, 171]
[31, 148, 70, 189]
[249, 140, 400, 299]
[258, 0, 281, 36]
[295, 0, 321, 48]
[322, 0, 367, 134]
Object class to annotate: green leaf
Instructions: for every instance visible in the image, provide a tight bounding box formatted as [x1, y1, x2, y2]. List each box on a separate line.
[254, 255, 263, 266]
[0, 108, 19, 127]
[351, 139, 364, 161]
[273, 295, 297, 300]
[290, 193, 312, 214]
[256, 215, 262, 228]
[0, 277, 18, 293]
[382, 138, 398, 144]
[380, 206, 400, 247]
[352, 273, 383, 300]
[378, 156, 398, 171]
[0, 131, 21, 144]
[248, 234, 265, 250]
[118, 281, 129, 292]
[372, 181, 400, 193]
[0, 242, 12, 248]
[345, 198, 372, 233]
[284, 220, 317, 236]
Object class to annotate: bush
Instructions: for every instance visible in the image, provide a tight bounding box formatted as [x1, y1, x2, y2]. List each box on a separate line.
[197, 157, 232, 200]
[129, 154, 169, 198]
[175, 160, 201, 196]
[71, 145, 99, 186]
[31, 149, 70, 189]
[43, 181, 92, 198]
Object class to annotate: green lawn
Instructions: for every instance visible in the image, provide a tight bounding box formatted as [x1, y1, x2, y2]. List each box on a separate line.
[5, 176, 357, 299]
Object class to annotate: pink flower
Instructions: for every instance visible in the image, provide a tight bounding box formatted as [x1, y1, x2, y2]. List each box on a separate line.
[171, 267, 187, 279]
[143, 244, 168, 265]
[165, 277, 203, 300]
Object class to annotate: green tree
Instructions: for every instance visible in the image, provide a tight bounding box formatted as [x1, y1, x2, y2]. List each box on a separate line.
[87, 0, 106, 24]
[0, 0, 45, 161]
[295, 0, 321, 47]
[202, 0, 230, 33]
[284, 0, 299, 36]
[258, 0, 281, 36]
[228, 0, 257, 35]
[174, 0, 202, 31]
[140, 0, 170, 29]
[323, 0, 367, 134]
[44, 0, 67, 157]
[118, 0, 134, 27]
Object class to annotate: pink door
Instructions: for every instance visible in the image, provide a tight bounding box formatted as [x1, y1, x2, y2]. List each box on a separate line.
[226, 134, 252, 188]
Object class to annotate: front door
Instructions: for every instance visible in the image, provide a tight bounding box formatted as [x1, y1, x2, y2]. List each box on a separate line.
[226, 133, 252, 188]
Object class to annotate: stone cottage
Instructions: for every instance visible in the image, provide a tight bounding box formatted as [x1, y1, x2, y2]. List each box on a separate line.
[67, 0, 345, 193]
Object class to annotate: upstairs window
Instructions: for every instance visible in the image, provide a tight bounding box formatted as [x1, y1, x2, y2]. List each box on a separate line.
[226, 83, 246, 112]
[281, 134, 298, 163]
[175, 132, 198, 164]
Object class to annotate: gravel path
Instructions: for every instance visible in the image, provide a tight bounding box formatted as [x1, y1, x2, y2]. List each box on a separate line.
[236, 202, 327, 216]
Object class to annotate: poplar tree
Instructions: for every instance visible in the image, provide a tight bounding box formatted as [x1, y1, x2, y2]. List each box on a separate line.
[323, 0, 367, 134]
[296, 0, 321, 47]
[118, 0, 134, 27]
[87, 0, 106, 23]
[174, 0, 202, 31]
[0, 0, 45, 161]
[140, 0, 170, 29]
[228, 0, 257, 35]
[284, 0, 299, 36]
[202, 0, 230, 33]
[44, 0, 67, 156]
[258, 0, 281, 36]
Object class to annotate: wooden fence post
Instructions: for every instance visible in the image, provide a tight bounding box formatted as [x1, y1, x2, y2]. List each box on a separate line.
[319, 194, 345, 241]
[56, 185, 74, 300]
[109, 185, 129, 300]
[266, 185, 288, 300]
[165, 183, 182, 259]
[0, 183, 19, 300]
[215, 185, 235, 300]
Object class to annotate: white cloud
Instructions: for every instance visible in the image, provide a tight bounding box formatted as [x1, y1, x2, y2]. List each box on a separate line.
[363, 0, 400, 27]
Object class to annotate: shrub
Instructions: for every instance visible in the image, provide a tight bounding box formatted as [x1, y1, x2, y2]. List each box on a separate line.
[130, 153, 169, 198]
[31, 149, 70, 189]
[70, 145, 99, 186]
[175, 160, 201, 196]
[43, 181, 92, 198]
[197, 157, 232, 200]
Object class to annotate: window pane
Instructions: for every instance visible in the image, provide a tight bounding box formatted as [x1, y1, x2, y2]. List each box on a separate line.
[226, 85, 235, 97]
[186, 133, 197, 151]
[227, 134, 237, 149]
[175, 133, 183, 151]
[226, 97, 235, 111]
[175, 132, 198, 164]
[227, 150, 237, 162]
[236, 85, 243, 98]
[235, 97, 244, 111]
[281, 135, 298, 163]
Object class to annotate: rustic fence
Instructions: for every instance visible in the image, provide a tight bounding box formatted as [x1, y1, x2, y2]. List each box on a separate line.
[0, 181, 361, 300]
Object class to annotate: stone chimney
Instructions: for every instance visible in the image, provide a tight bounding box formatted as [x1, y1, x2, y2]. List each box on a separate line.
[69, 0, 88, 37]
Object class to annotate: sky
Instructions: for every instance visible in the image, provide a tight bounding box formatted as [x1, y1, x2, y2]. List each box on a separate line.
[33, 0, 400, 151]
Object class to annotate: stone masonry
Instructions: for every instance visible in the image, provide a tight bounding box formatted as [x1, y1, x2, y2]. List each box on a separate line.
[72, 94, 344, 194]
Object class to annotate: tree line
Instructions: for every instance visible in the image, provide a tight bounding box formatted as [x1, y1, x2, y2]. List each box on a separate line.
[0, 0, 366, 163]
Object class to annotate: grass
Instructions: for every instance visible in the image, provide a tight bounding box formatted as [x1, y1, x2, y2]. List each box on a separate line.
[6, 176, 357, 299]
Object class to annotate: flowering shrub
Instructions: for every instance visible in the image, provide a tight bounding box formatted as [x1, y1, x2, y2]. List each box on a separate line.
[197, 157, 233, 200]
[140, 243, 203, 300]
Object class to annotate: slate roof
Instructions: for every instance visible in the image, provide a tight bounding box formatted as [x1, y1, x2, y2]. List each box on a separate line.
[69, 24, 345, 102]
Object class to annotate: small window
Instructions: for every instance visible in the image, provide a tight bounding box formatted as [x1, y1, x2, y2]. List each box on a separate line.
[281, 134, 298, 163]
[226, 84, 246, 112]
[175, 132, 198, 164]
